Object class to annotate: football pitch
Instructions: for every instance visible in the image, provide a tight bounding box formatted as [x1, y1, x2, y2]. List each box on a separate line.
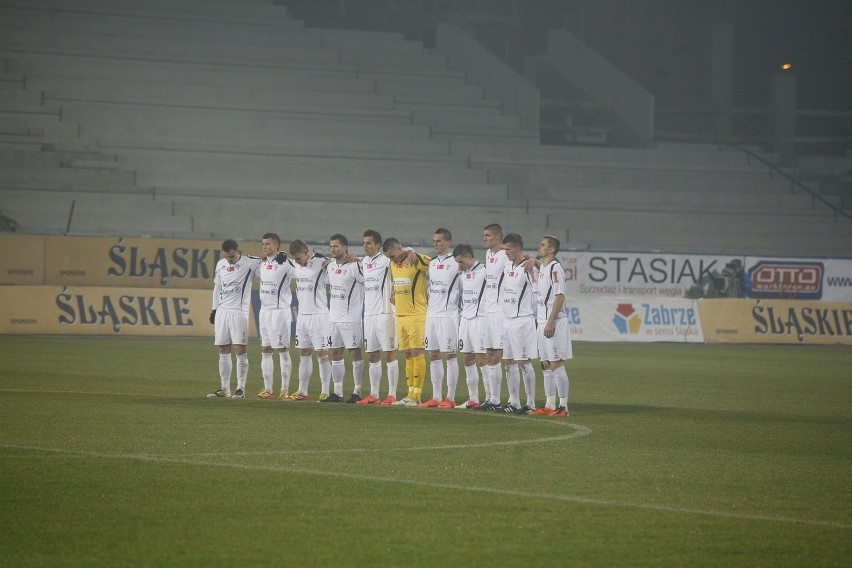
[0, 336, 849, 567]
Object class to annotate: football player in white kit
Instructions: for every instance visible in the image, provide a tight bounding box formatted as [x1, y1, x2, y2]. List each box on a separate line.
[421, 228, 462, 408]
[498, 233, 539, 414]
[286, 239, 332, 401]
[252, 233, 296, 400]
[531, 236, 571, 417]
[479, 223, 507, 409]
[325, 234, 365, 403]
[357, 230, 401, 406]
[208, 239, 263, 398]
[449, 244, 488, 409]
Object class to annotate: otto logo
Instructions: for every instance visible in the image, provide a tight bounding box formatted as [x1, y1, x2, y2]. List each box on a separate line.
[749, 261, 823, 299]
[612, 303, 642, 334]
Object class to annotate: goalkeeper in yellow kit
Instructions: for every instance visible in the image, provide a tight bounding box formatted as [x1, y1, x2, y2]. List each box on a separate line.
[382, 237, 431, 406]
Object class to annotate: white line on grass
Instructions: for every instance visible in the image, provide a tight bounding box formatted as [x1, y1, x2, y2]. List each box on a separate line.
[183, 413, 591, 457]
[2, 443, 849, 531]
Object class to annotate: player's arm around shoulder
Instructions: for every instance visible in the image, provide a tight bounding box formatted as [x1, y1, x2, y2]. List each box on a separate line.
[416, 253, 431, 272]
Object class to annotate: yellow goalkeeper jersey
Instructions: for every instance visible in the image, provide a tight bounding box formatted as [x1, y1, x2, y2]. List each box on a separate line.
[391, 253, 430, 316]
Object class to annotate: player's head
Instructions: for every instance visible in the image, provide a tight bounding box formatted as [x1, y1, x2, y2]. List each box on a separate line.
[502, 233, 523, 262]
[221, 239, 240, 264]
[288, 239, 310, 265]
[382, 237, 405, 263]
[363, 229, 382, 257]
[537, 235, 560, 260]
[483, 223, 503, 250]
[432, 228, 452, 255]
[329, 233, 349, 260]
[452, 243, 475, 270]
[260, 233, 281, 257]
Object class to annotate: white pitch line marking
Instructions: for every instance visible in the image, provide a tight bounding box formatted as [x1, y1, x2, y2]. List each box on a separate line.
[1, 443, 849, 531]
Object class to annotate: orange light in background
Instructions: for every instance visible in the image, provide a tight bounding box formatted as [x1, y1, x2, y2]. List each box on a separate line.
[781, 63, 793, 71]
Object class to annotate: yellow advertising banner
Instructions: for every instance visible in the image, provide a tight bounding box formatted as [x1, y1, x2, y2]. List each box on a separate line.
[0, 285, 257, 337]
[699, 298, 852, 345]
[42, 236, 228, 289]
[0, 234, 46, 285]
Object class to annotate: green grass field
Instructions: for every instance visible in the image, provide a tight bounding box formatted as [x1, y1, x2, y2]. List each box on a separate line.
[1, 336, 850, 567]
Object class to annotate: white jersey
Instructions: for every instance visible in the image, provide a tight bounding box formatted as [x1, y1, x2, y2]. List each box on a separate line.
[255, 255, 295, 310]
[483, 248, 507, 313]
[427, 253, 461, 318]
[293, 254, 329, 315]
[459, 261, 488, 320]
[327, 259, 364, 324]
[361, 252, 394, 316]
[501, 259, 537, 319]
[535, 259, 567, 324]
[212, 254, 261, 311]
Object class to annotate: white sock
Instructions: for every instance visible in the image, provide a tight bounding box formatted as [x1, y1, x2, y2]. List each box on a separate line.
[505, 364, 520, 408]
[236, 353, 249, 391]
[219, 353, 232, 392]
[298, 355, 313, 395]
[369, 361, 382, 398]
[489, 364, 502, 404]
[387, 359, 399, 398]
[464, 364, 479, 403]
[261, 352, 274, 392]
[279, 350, 292, 393]
[554, 365, 569, 407]
[352, 359, 364, 395]
[318, 355, 331, 395]
[331, 359, 344, 397]
[430, 359, 444, 401]
[543, 369, 556, 409]
[482, 363, 491, 401]
[446, 358, 459, 402]
[521, 362, 535, 408]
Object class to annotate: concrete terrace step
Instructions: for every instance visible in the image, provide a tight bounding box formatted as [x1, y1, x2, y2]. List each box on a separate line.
[0, 147, 116, 167]
[0, 111, 81, 138]
[0, 27, 341, 66]
[95, 137, 456, 163]
[0, 7, 315, 48]
[27, 75, 396, 113]
[531, 207, 851, 240]
[53, 98, 412, 129]
[0, 164, 135, 187]
[519, 185, 842, 215]
[0, 0, 299, 27]
[395, 97, 501, 115]
[121, 151, 487, 188]
[483, 163, 789, 194]
[11, 64, 376, 95]
[452, 140, 764, 169]
[60, 104, 429, 146]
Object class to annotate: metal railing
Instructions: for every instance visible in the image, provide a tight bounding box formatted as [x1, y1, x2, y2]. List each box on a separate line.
[727, 143, 852, 223]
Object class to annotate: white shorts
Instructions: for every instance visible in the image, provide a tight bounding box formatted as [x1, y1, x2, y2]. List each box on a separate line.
[214, 308, 248, 346]
[259, 308, 292, 349]
[329, 321, 363, 350]
[364, 313, 397, 353]
[295, 313, 329, 351]
[458, 317, 486, 354]
[537, 318, 573, 361]
[484, 311, 504, 350]
[502, 316, 538, 361]
[425, 315, 459, 353]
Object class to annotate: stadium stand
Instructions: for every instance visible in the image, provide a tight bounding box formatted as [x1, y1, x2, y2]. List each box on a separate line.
[1, 0, 849, 255]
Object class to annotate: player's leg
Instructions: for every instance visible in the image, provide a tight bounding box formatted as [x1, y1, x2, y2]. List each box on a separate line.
[346, 323, 364, 402]
[424, 316, 443, 407]
[275, 309, 293, 396]
[232, 311, 250, 398]
[256, 309, 275, 398]
[328, 324, 346, 402]
[211, 310, 233, 396]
